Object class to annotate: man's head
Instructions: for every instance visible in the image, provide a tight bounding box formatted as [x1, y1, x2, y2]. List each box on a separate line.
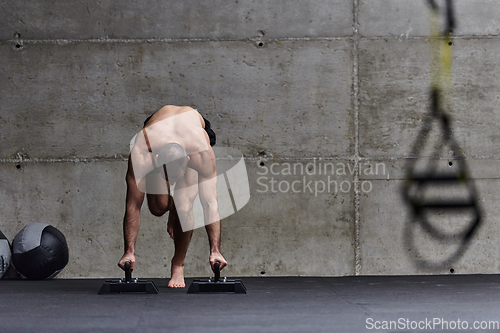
[157, 142, 188, 183]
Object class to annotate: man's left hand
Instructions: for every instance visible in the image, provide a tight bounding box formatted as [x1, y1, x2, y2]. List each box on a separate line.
[210, 252, 228, 272]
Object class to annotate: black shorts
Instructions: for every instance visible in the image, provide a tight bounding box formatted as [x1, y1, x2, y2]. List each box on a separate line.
[143, 113, 216, 146]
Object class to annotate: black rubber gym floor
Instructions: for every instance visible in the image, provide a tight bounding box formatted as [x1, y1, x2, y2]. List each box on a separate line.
[1, 274, 500, 333]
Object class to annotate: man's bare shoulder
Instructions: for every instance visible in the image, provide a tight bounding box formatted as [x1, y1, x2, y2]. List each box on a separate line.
[188, 149, 216, 178]
[157, 105, 196, 116]
[147, 106, 202, 127]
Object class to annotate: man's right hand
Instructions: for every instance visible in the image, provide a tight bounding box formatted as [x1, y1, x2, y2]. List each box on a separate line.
[118, 253, 136, 271]
[209, 252, 228, 272]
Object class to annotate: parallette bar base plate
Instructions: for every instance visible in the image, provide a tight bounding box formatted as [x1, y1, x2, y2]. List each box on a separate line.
[187, 279, 247, 294]
[98, 280, 159, 294]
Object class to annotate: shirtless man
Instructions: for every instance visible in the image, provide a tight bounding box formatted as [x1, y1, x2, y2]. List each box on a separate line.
[118, 105, 227, 288]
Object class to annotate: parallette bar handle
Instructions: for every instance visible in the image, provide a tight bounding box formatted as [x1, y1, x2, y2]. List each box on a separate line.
[214, 262, 220, 282]
[124, 262, 132, 282]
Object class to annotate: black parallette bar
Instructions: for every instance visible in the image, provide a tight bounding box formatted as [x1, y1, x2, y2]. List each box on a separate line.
[187, 279, 247, 294]
[124, 262, 131, 283]
[98, 280, 159, 294]
[214, 262, 220, 282]
[98, 262, 159, 294]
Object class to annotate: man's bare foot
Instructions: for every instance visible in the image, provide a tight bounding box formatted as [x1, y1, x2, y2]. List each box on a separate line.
[167, 220, 174, 239]
[168, 264, 185, 288]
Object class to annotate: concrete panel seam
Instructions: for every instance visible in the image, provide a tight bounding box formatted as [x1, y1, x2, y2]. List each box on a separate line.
[352, 0, 361, 277]
[0, 157, 468, 163]
[3, 35, 499, 46]
[0, 156, 361, 163]
[360, 35, 500, 40]
[0, 157, 128, 163]
[1, 36, 350, 46]
[255, 156, 358, 162]
[359, 156, 500, 161]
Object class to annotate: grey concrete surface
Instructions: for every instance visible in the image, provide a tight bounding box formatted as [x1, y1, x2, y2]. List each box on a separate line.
[0, 0, 499, 278]
[359, 179, 499, 275]
[359, 37, 500, 158]
[0, 0, 353, 40]
[359, 0, 500, 37]
[0, 160, 354, 278]
[0, 40, 353, 159]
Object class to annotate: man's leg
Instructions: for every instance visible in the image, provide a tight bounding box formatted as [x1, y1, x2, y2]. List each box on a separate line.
[167, 202, 192, 288]
[168, 167, 199, 288]
[145, 169, 170, 216]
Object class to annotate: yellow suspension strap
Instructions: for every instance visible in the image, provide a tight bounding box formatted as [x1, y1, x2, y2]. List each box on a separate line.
[429, 0, 454, 110]
[401, 0, 482, 270]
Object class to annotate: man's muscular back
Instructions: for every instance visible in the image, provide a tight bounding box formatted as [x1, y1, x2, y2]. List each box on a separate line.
[143, 105, 210, 155]
[130, 106, 214, 192]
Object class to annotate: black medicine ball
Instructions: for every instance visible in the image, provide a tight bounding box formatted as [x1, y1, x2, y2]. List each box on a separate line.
[12, 223, 69, 280]
[0, 230, 11, 279]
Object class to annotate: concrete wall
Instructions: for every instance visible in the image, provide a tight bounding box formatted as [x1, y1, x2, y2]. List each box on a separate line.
[0, 0, 498, 278]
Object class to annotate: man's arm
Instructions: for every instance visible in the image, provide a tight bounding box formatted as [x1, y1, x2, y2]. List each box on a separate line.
[196, 149, 228, 271]
[118, 157, 145, 271]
